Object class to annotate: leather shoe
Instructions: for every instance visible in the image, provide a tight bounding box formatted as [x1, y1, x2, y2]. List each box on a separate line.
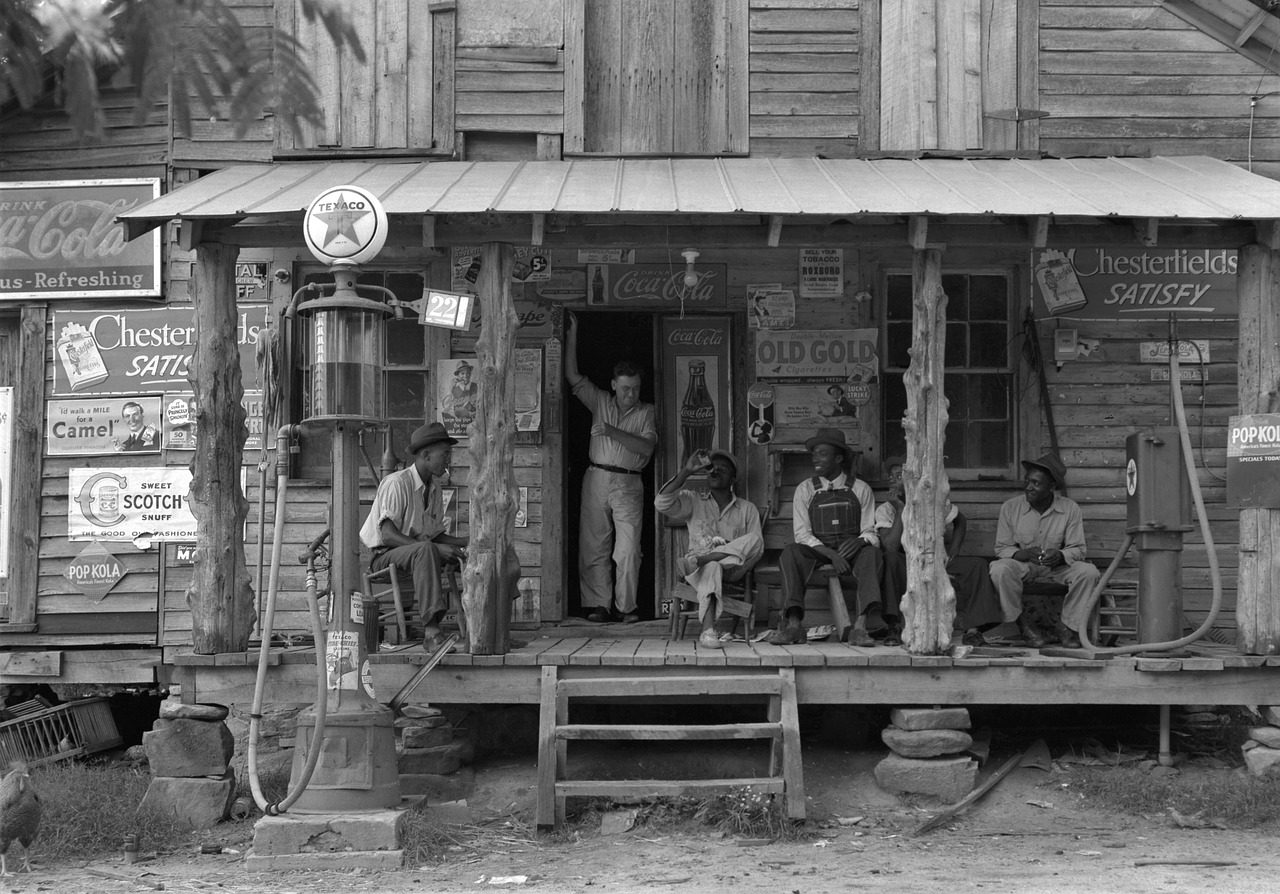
[847, 627, 877, 648]
[961, 628, 987, 648]
[1018, 619, 1046, 649]
[1057, 624, 1082, 648]
[882, 624, 903, 647]
[765, 623, 806, 645]
[585, 608, 612, 623]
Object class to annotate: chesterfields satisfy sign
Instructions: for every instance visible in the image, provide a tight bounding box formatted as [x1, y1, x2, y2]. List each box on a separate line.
[0, 179, 161, 300]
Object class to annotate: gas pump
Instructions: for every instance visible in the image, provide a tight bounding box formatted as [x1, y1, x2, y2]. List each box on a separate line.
[1124, 428, 1192, 647]
[248, 185, 404, 814]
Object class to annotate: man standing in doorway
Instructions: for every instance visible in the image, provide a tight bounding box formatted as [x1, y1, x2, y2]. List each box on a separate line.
[565, 312, 658, 623]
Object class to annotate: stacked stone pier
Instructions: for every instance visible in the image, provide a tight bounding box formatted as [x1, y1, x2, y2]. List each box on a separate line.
[873, 707, 978, 804]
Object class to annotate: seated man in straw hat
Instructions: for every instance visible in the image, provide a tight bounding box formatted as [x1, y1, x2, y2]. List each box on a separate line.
[768, 428, 883, 646]
[988, 452, 1100, 649]
[360, 421, 520, 653]
[655, 447, 763, 650]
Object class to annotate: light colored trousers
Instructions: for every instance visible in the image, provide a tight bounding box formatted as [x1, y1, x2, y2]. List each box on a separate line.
[681, 532, 765, 621]
[988, 558, 1100, 632]
[579, 467, 644, 613]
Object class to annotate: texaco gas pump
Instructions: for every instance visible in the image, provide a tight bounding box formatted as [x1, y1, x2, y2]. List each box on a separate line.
[286, 185, 401, 811]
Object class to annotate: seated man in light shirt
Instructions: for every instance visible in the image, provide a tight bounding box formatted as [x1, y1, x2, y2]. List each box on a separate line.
[655, 449, 763, 649]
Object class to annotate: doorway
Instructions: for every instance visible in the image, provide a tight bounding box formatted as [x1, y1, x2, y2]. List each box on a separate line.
[564, 311, 657, 619]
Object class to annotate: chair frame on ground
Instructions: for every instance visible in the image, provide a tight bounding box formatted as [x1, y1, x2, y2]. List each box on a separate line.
[362, 558, 466, 647]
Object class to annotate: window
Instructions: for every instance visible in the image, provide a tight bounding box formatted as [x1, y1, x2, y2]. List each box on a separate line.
[882, 272, 1014, 473]
[293, 269, 429, 477]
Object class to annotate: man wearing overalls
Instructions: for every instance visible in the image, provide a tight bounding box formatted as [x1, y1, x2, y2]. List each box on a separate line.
[768, 428, 883, 646]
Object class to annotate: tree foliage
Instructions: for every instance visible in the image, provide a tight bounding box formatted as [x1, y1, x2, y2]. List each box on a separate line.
[0, 0, 364, 140]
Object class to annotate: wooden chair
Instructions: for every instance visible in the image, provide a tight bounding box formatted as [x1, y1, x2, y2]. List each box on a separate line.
[362, 558, 465, 647]
[668, 572, 758, 641]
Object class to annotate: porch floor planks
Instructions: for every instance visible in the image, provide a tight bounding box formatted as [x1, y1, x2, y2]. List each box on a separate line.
[503, 637, 562, 666]
[633, 638, 671, 666]
[600, 639, 643, 665]
[566, 639, 618, 666]
[536, 638, 591, 665]
[722, 639, 763, 667]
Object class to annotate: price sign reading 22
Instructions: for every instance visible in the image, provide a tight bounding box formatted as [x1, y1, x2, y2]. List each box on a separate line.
[417, 290, 475, 332]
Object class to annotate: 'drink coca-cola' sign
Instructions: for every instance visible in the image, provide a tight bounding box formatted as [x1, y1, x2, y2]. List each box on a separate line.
[595, 264, 727, 308]
[0, 179, 161, 300]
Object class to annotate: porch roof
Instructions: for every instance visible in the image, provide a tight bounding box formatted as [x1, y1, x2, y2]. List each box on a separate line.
[118, 155, 1280, 237]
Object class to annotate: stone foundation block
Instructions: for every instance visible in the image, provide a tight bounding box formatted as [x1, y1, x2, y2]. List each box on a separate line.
[1244, 744, 1280, 778]
[874, 753, 977, 803]
[252, 809, 407, 856]
[1249, 726, 1280, 749]
[398, 739, 474, 776]
[882, 727, 973, 758]
[399, 766, 477, 802]
[890, 707, 971, 732]
[403, 725, 453, 749]
[245, 850, 404, 871]
[140, 772, 235, 829]
[1262, 706, 1280, 727]
[144, 717, 234, 777]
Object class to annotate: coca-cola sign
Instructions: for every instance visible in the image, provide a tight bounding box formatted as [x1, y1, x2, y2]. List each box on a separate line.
[603, 264, 727, 307]
[667, 327, 725, 347]
[0, 179, 161, 300]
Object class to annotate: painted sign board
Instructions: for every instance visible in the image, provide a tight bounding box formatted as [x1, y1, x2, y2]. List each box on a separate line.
[0, 388, 10, 576]
[663, 317, 732, 473]
[755, 329, 879, 384]
[1138, 339, 1210, 364]
[68, 467, 197, 541]
[799, 248, 843, 298]
[51, 305, 270, 396]
[63, 541, 126, 603]
[162, 391, 264, 453]
[1031, 248, 1238, 320]
[594, 264, 728, 309]
[1227, 414, 1280, 508]
[46, 395, 163, 456]
[0, 178, 161, 300]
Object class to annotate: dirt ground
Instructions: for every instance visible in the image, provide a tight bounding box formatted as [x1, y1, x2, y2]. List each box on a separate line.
[9, 738, 1280, 894]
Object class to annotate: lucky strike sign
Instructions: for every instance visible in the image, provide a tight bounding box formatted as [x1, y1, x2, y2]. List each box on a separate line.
[0, 179, 161, 300]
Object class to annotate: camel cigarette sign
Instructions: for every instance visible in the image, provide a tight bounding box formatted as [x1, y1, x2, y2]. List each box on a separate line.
[0, 178, 161, 300]
[68, 467, 196, 541]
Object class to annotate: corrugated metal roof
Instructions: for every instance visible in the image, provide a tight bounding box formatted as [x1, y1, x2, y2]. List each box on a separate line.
[118, 156, 1280, 228]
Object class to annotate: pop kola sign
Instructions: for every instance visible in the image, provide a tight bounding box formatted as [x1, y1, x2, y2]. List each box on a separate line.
[68, 467, 197, 542]
[52, 305, 269, 395]
[0, 178, 161, 300]
[1031, 248, 1238, 320]
[63, 541, 126, 603]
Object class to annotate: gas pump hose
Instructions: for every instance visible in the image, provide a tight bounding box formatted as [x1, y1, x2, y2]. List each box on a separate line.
[1076, 347, 1223, 655]
[246, 424, 330, 815]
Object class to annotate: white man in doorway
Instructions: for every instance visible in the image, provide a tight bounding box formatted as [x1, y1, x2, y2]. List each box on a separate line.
[655, 448, 763, 649]
[988, 453, 1100, 649]
[360, 421, 521, 653]
[564, 311, 658, 623]
[116, 401, 160, 451]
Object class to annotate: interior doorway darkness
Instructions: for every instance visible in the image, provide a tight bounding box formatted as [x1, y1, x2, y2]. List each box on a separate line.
[565, 311, 657, 619]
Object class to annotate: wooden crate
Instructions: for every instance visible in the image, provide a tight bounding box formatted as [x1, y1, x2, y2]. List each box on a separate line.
[0, 698, 122, 769]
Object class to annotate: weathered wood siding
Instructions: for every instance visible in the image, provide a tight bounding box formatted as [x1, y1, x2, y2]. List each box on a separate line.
[748, 0, 860, 157]
[1039, 0, 1280, 178]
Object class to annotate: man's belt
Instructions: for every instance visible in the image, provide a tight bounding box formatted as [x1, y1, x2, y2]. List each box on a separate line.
[589, 461, 642, 476]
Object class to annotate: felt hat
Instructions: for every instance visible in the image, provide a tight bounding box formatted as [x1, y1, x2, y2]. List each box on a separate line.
[453, 361, 473, 373]
[1021, 452, 1067, 490]
[804, 427, 850, 455]
[708, 449, 739, 477]
[408, 422, 458, 454]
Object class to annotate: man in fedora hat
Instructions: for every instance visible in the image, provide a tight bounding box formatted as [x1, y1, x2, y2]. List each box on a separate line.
[768, 428, 883, 646]
[360, 421, 519, 653]
[989, 452, 1100, 648]
[655, 448, 763, 649]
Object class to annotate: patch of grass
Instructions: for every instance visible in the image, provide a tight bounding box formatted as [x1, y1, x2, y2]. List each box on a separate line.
[399, 807, 535, 866]
[31, 760, 199, 861]
[1063, 765, 1280, 831]
[556, 790, 809, 842]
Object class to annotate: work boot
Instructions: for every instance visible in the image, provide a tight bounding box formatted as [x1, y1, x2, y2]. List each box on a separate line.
[1057, 623, 1082, 649]
[1017, 616, 1046, 649]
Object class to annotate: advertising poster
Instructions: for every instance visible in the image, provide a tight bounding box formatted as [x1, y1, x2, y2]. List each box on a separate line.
[162, 390, 264, 454]
[1227, 414, 1280, 508]
[438, 359, 478, 437]
[67, 467, 197, 542]
[772, 385, 863, 444]
[592, 264, 728, 309]
[51, 305, 270, 396]
[451, 246, 551, 291]
[0, 388, 10, 576]
[799, 248, 843, 298]
[747, 383, 776, 445]
[747, 283, 796, 330]
[755, 329, 879, 384]
[0, 178, 161, 300]
[516, 486, 529, 528]
[1031, 247, 1238, 320]
[63, 541, 126, 603]
[514, 577, 540, 623]
[46, 395, 163, 456]
[662, 317, 731, 472]
[514, 348, 543, 432]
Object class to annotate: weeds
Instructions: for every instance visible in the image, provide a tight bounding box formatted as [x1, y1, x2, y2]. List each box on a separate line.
[400, 809, 536, 866]
[559, 790, 808, 842]
[1063, 765, 1280, 831]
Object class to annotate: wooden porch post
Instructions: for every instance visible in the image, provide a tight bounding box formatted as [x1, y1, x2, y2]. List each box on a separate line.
[1237, 243, 1280, 656]
[4, 305, 46, 631]
[463, 241, 520, 655]
[899, 247, 956, 654]
[187, 242, 254, 653]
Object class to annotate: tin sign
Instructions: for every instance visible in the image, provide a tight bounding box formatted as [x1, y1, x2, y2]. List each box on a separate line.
[755, 329, 879, 383]
[46, 395, 163, 456]
[63, 541, 126, 603]
[1138, 339, 1210, 364]
[0, 178, 161, 300]
[1227, 414, 1280, 508]
[303, 185, 388, 267]
[67, 467, 197, 541]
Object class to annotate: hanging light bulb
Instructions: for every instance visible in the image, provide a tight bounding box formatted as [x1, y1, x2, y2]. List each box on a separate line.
[681, 248, 700, 289]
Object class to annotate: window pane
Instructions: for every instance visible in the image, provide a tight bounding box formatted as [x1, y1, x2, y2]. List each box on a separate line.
[884, 373, 907, 426]
[969, 323, 1008, 367]
[943, 423, 965, 467]
[974, 421, 1011, 467]
[969, 275, 1008, 318]
[943, 375, 969, 418]
[386, 318, 425, 366]
[886, 321, 912, 368]
[943, 277, 968, 319]
[386, 370, 426, 418]
[969, 374, 1009, 419]
[886, 275, 913, 320]
[944, 322, 967, 367]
